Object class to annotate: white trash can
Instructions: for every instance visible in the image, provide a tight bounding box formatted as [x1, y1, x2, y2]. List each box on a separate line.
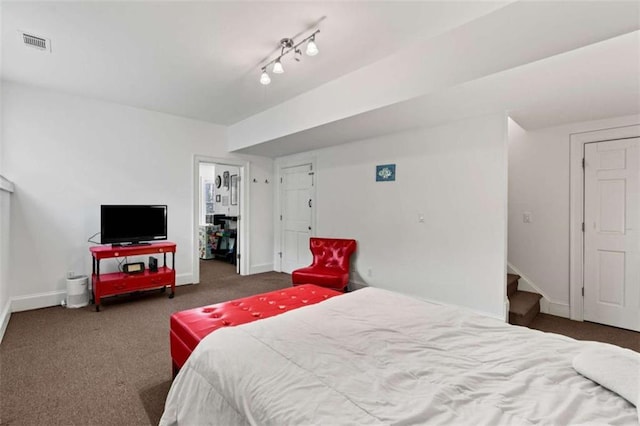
[65, 275, 89, 308]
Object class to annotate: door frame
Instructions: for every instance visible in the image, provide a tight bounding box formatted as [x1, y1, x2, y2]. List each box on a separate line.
[569, 124, 640, 321]
[193, 155, 250, 283]
[274, 155, 317, 272]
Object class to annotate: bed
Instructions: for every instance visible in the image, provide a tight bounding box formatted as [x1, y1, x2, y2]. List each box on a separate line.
[160, 287, 639, 425]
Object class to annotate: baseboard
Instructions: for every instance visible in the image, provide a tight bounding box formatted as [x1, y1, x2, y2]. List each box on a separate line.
[0, 300, 11, 345]
[507, 263, 543, 295]
[11, 275, 193, 313]
[348, 279, 369, 291]
[507, 262, 570, 319]
[248, 263, 274, 275]
[411, 291, 506, 321]
[539, 298, 571, 318]
[11, 290, 66, 313]
[504, 297, 510, 323]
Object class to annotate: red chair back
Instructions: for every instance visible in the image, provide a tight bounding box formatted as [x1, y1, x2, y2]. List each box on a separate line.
[309, 238, 357, 271]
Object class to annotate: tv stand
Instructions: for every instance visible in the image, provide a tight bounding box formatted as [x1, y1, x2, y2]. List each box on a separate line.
[90, 242, 176, 311]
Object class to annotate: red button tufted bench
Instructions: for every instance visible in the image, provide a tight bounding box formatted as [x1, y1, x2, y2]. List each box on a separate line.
[170, 284, 341, 376]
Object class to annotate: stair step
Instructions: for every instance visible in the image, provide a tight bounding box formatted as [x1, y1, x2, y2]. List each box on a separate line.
[507, 273, 520, 297]
[509, 290, 542, 327]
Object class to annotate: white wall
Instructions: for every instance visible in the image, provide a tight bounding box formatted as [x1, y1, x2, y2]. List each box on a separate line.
[247, 161, 276, 274]
[2, 82, 274, 310]
[199, 163, 215, 225]
[0, 184, 11, 341]
[508, 114, 640, 316]
[278, 114, 508, 319]
[0, 2, 11, 342]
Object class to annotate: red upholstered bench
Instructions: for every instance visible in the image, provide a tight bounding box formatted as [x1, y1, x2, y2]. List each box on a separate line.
[170, 284, 341, 376]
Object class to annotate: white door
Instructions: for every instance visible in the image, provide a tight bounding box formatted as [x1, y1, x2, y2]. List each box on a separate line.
[584, 138, 640, 331]
[280, 164, 314, 273]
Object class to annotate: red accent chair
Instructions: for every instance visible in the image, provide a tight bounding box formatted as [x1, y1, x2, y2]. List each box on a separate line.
[292, 238, 357, 291]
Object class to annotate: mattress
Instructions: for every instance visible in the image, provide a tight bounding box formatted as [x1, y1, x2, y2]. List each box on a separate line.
[160, 287, 638, 425]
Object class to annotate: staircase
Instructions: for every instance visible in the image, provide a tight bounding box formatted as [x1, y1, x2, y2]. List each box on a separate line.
[507, 274, 542, 327]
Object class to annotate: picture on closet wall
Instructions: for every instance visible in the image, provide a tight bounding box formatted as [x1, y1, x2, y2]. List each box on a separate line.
[230, 174, 238, 205]
[223, 171, 230, 188]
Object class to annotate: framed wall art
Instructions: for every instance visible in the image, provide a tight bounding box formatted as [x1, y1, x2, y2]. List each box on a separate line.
[376, 164, 396, 182]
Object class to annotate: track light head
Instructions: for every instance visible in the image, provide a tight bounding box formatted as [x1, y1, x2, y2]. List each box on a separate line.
[260, 68, 271, 85]
[273, 58, 284, 74]
[272, 58, 284, 74]
[306, 36, 319, 56]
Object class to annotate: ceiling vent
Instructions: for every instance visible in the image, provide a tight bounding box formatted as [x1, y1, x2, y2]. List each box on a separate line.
[19, 31, 51, 52]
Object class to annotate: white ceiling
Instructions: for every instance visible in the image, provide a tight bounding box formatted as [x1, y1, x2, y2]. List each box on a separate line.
[236, 30, 640, 158]
[226, 0, 640, 156]
[1, 1, 509, 125]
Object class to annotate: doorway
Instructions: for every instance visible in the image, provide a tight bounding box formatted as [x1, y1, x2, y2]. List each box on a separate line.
[278, 161, 316, 273]
[569, 125, 640, 331]
[583, 138, 639, 331]
[193, 156, 248, 284]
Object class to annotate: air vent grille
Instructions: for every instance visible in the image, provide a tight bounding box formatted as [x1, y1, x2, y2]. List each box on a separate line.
[21, 32, 50, 51]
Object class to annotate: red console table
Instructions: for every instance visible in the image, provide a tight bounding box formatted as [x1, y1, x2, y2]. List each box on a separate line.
[90, 242, 176, 311]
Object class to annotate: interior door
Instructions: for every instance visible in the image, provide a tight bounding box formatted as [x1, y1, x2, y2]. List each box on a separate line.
[280, 164, 314, 274]
[584, 138, 640, 331]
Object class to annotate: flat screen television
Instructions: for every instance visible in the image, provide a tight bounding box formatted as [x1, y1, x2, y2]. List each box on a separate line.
[101, 205, 167, 245]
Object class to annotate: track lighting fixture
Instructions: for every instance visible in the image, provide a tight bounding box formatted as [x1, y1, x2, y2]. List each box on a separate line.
[258, 29, 320, 85]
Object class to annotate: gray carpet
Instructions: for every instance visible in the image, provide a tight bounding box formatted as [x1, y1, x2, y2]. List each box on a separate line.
[0, 260, 291, 425]
[529, 313, 639, 353]
[1, 264, 638, 425]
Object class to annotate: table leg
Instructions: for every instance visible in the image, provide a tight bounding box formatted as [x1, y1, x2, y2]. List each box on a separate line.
[95, 260, 101, 311]
[168, 252, 175, 299]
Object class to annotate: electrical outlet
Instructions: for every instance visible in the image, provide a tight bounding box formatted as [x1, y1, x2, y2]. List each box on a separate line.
[523, 212, 533, 223]
[67, 271, 75, 278]
[418, 213, 425, 223]
[367, 268, 373, 277]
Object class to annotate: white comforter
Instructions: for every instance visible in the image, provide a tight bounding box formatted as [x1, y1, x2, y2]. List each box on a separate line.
[160, 287, 638, 425]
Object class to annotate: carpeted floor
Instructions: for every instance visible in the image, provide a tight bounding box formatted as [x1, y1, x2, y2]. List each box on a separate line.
[529, 313, 639, 352]
[0, 260, 291, 425]
[1, 264, 638, 425]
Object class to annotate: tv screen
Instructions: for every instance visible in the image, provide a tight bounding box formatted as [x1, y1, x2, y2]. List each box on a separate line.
[101, 205, 167, 245]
